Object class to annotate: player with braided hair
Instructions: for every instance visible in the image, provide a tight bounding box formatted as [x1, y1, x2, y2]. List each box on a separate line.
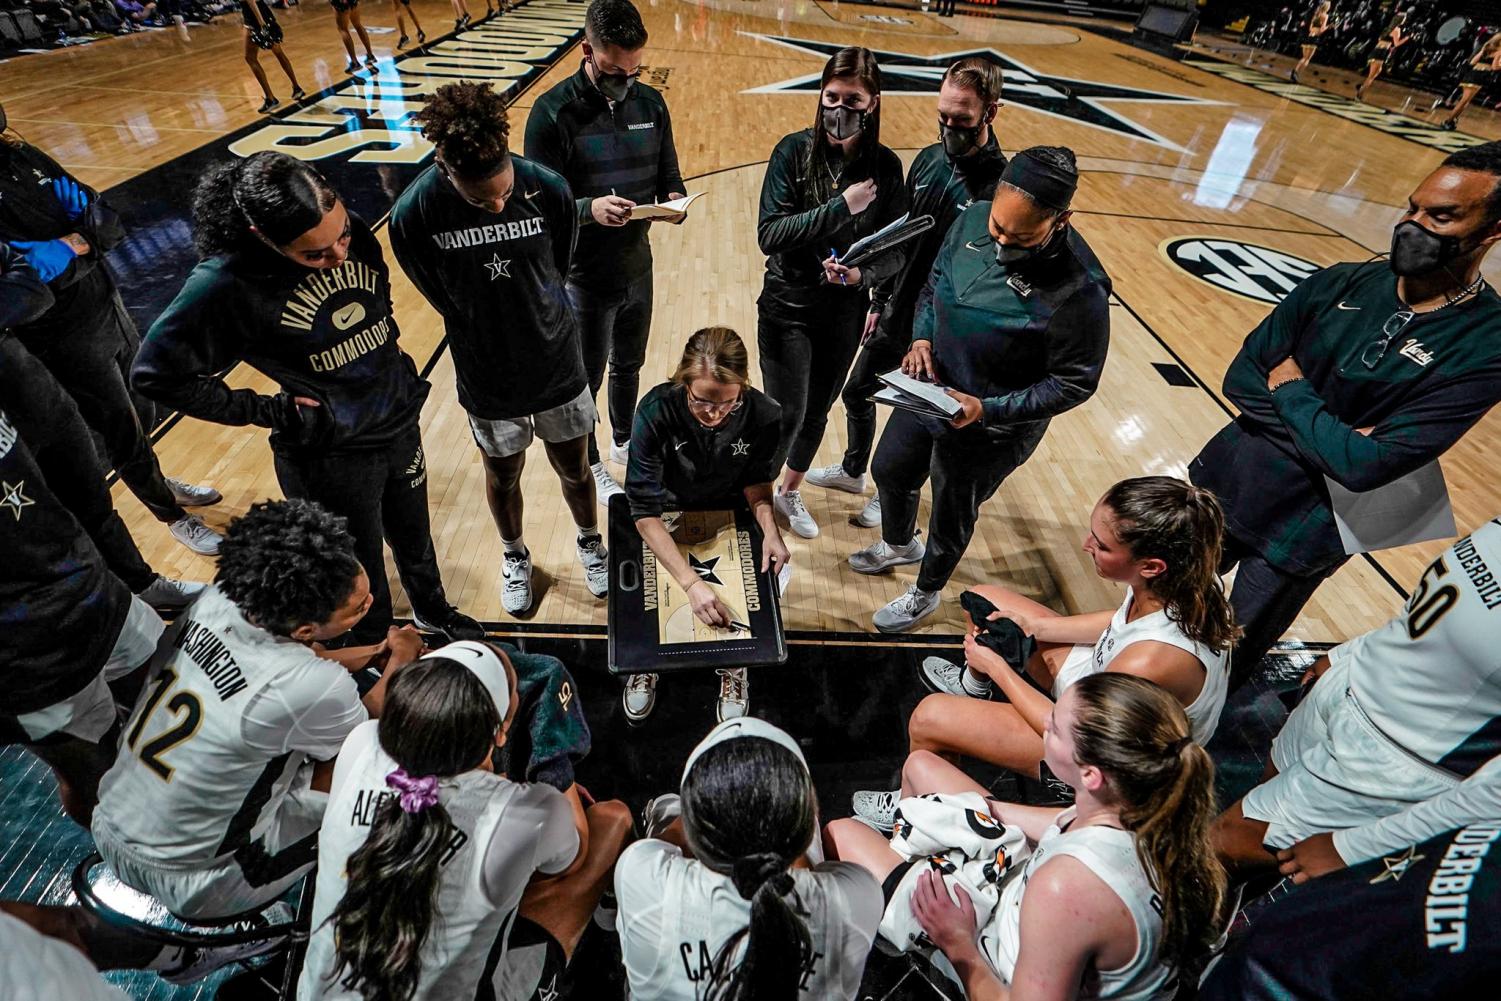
[392, 82, 606, 617]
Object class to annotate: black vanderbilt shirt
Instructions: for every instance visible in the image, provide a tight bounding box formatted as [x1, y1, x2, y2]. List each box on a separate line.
[390, 157, 586, 420]
[133, 216, 429, 456]
[524, 63, 684, 290]
[625, 383, 783, 521]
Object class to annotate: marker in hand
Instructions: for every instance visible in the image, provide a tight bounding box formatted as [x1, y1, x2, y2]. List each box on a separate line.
[830, 247, 847, 285]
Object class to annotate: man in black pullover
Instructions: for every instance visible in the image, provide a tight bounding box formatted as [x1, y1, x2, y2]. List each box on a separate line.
[392, 82, 605, 617]
[525, 0, 685, 504]
[0, 128, 222, 556]
[806, 57, 1007, 530]
[852, 147, 1111, 633]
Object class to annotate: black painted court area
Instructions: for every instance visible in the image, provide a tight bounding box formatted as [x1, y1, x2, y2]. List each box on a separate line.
[0, 637, 1310, 999]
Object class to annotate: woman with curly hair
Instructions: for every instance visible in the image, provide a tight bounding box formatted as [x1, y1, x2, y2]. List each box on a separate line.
[391, 81, 604, 619]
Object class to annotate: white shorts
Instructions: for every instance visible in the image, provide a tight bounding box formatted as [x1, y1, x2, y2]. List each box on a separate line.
[1241, 656, 1458, 850]
[468, 386, 597, 459]
[14, 596, 165, 743]
[94, 765, 327, 921]
[1051, 643, 1095, 699]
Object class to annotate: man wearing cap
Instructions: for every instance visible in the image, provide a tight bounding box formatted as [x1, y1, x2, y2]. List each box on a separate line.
[850, 145, 1112, 632]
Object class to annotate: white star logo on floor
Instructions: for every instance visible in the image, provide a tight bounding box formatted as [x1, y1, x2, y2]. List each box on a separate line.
[731, 438, 750, 456]
[484, 254, 512, 280]
[1, 479, 34, 521]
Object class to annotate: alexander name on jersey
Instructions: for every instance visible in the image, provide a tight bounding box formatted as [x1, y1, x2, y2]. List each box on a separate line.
[348, 788, 470, 866]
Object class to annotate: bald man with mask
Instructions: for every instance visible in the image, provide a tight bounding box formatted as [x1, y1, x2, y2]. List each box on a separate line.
[851, 146, 1112, 633]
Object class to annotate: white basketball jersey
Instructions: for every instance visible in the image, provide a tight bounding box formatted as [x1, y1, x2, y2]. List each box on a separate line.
[299, 721, 577, 1001]
[1055, 587, 1230, 744]
[1344, 519, 1501, 776]
[93, 586, 367, 865]
[993, 811, 1171, 1000]
[614, 840, 883, 1001]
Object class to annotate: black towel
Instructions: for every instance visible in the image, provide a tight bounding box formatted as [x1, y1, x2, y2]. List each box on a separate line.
[960, 591, 1036, 672]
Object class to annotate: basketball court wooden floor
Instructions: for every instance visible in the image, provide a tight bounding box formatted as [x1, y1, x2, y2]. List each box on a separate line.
[11, 0, 1501, 651]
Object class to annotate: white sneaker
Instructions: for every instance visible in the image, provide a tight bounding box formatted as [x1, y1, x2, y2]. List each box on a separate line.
[592, 462, 623, 506]
[158, 902, 295, 984]
[848, 535, 924, 574]
[577, 533, 609, 598]
[642, 792, 682, 838]
[775, 488, 818, 539]
[169, 514, 222, 555]
[137, 575, 206, 612]
[622, 672, 659, 724]
[805, 462, 867, 494]
[852, 494, 882, 528]
[610, 440, 630, 465]
[716, 668, 749, 721]
[165, 477, 222, 507]
[501, 549, 533, 614]
[851, 789, 900, 833]
[873, 584, 941, 633]
[921, 656, 991, 698]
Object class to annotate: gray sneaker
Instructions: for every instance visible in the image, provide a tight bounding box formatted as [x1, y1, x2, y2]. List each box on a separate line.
[591, 462, 623, 506]
[851, 789, 900, 833]
[622, 672, 659, 725]
[137, 574, 206, 612]
[873, 584, 941, 633]
[501, 549, 533, 614]
[169, 514, 222, 556]
[159, 901, 295, 984]
[805, 462, 867, 494]
[166, 478, 222, 507]
[921, 656, 991, 698]
[577, 533, 609, 598]
[642, 792, 682, 838]
[716, 668, 749, 721]
[851, 494, 882, 528]
[774, 488, 818, 539]
[848, 535, 924, 574]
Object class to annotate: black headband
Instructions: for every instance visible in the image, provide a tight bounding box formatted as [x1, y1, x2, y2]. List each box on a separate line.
[1001, 150, 1077, 213]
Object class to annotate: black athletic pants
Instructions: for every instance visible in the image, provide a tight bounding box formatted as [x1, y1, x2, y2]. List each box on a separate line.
[273, 423, 448, 645]
[757, 289, 867, 473]
[838, 330, 908, 478]
[22, 291, 184, 524]
[937, 0, 957, 15]
[874, 409, 1042, 592]
[568, 274, 653, 466]
[1219, 532, 1344, 690]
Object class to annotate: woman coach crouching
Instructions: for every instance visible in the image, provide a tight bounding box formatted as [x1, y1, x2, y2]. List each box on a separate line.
[621, 327, 789, 725]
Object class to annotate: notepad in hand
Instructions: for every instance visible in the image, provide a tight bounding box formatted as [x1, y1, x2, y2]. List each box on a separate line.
[839, 213, 935, 269]
[871, 369, 962, 419]
[630, 191, 706, 221]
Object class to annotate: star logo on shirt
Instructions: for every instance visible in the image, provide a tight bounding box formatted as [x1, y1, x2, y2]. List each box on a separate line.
[483, 254, 512, 280]
[1369, 846, 1425, 885]
[1, 479, 34, 521]
[689, 553, 724, 587]
[731, 438, 750, 456]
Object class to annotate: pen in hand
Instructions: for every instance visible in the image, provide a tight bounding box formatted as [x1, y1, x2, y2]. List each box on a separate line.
[830, 247, 846, 286]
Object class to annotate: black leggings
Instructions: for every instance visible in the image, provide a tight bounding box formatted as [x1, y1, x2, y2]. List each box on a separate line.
[757, 288, 866, 473]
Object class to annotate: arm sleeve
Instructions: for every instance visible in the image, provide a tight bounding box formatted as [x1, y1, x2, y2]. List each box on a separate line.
[524, 104, 592, 227]
[33, 145, 125, 254]
[0, 244, 55, 327]
[130, 268, 282, 428]
[869, 167, 922, 312]
[625, 404, 671, 520]
[1333, 755, 1501, 865]
[746, 413, 784, 486]
[654, 103, 685, 200]
[980, 284, 1111, 428]
[479, 783, 580, 904]
[614, 839, 681, 973]
[242, 665, 368, 759]
[756, 137, 853, 256]
[552, 175, 579, 279]
[1270, 366, 1501, 491]
[389, 204, 451, 319]
[912, 222, 957, 346]
[1221, 268, 1327, 425]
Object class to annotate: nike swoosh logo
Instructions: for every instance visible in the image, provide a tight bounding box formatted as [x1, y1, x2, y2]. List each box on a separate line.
[1336, 301, 1361, 311]
[523, 189, 540, 200]
[674, 440, 687, 450]
[332, 303, 366, 330]
[914, 183, 930, 191]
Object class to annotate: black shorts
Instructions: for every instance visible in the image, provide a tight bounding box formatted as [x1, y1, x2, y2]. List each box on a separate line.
[881, 859, 918, 906]
[329, 0, 358, 10]
[1300, 33, 1318, 47]
[242, 0, 281, 46]
[487, 916, 566, 1000]
[1462, 68, 1496, 88]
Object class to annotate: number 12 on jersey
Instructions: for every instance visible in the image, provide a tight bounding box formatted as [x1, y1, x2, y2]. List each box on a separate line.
[124, 667, 204, 781]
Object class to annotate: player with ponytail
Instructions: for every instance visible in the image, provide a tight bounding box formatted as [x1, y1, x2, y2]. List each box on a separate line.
[829, 672, 1228, 999]
[614, 718, 882, 1000]
[854, 475, 1237, 830]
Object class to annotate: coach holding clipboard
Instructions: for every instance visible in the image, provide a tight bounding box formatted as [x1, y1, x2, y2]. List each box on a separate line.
[851, 146, 1112, 633]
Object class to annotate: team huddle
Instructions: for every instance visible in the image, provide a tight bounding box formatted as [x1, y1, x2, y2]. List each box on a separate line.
[3, 0, 1501, 998]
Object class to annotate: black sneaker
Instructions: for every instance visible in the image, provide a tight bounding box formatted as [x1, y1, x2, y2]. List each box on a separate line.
[257, 97, 280, 113]
[411, 605, 487, 643]
[290, 86, 306, 100]
[397, 32, 409, 47]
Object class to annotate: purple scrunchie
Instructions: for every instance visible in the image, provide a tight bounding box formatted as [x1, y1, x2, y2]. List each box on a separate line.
[386, 768, 441, 814]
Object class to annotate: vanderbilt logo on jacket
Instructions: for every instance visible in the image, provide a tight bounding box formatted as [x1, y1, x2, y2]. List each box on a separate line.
[431, 217, 546, 251]
[279, 260, 382, 331]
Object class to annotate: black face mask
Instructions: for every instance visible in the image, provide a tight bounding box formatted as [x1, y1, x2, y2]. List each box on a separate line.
[1389, 219, 1466, 277]
[994, 225, 1062, 267]
[939, 121, 983, 159]
[589, 54, 635, 103]
[821, 105, 866, 142]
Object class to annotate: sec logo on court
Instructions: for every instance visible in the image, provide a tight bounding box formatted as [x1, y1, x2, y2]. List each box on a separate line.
[1160, 237, 1322, 305]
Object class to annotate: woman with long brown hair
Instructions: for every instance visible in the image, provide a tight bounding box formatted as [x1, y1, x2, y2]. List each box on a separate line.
[756, 45, 907, 541]
[828, 673, 1228, 1000]
[852, 476, 1237, 830]
[621, 327, 789, 724]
